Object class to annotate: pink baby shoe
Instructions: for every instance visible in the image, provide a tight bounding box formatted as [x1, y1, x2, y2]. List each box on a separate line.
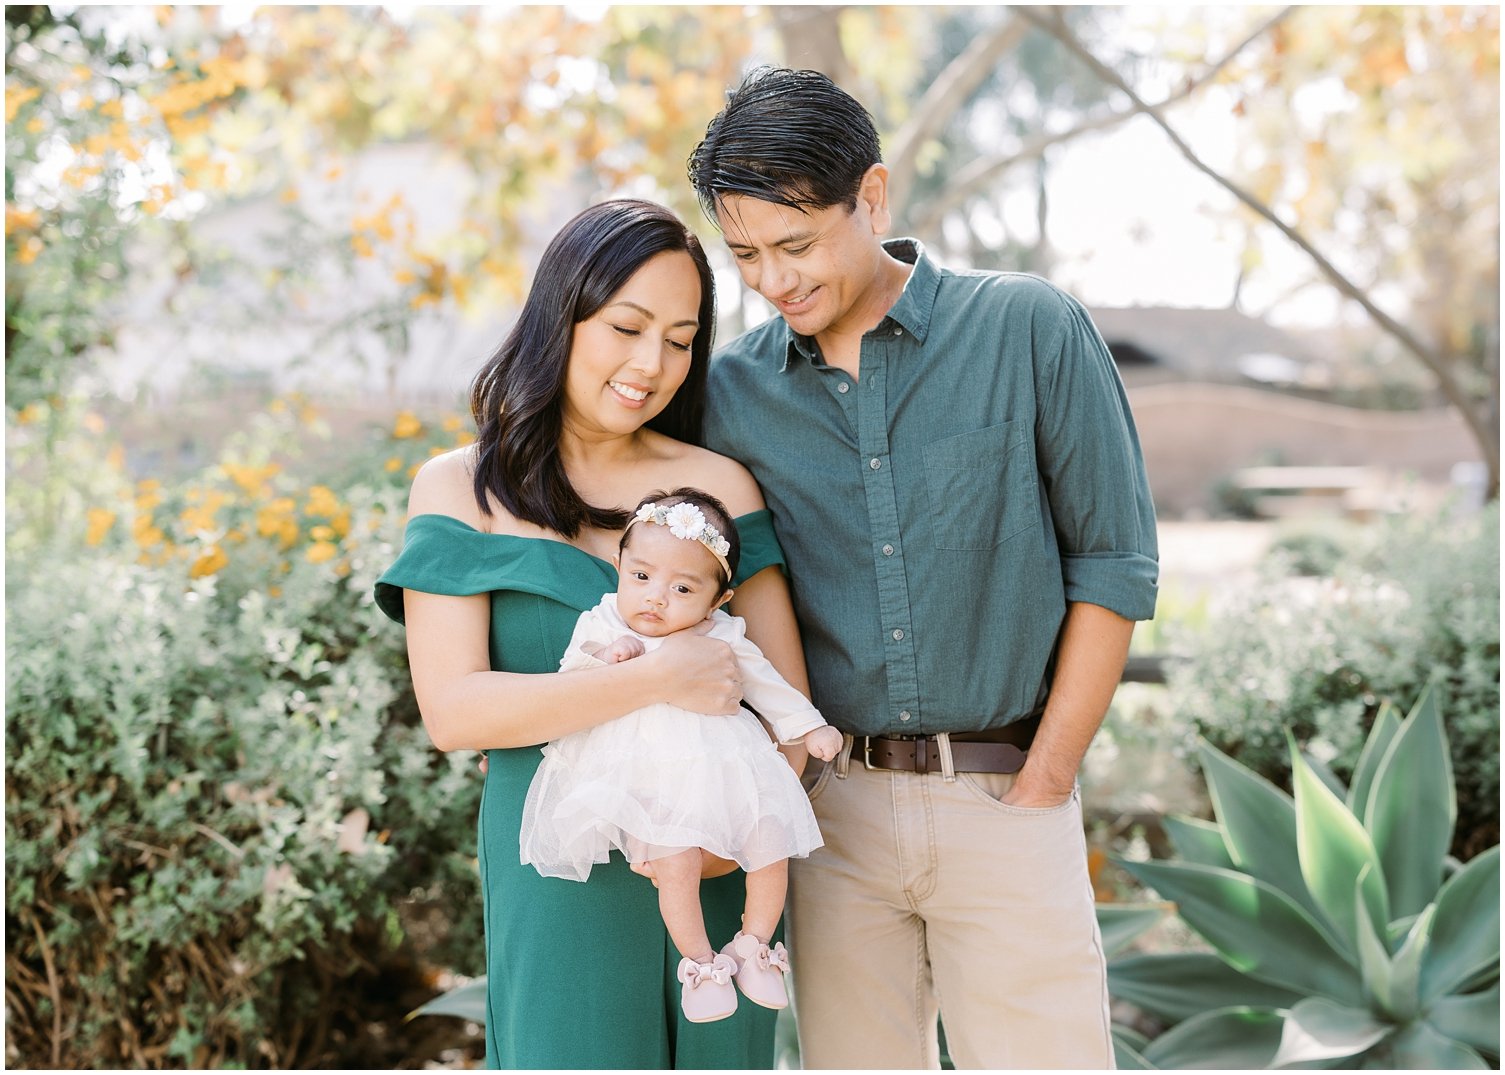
[720, 931, 790, 1010]
[677, 953, 739, 1023]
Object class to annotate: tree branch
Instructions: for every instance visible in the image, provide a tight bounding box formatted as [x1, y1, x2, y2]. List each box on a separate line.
[910, 6, 1296, 238]
[1016, 4, 1499, 480]
[888, 14, 1028, 215]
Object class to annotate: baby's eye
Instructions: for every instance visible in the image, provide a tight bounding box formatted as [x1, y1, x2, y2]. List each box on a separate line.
[672, 584, 692, 595]
[630, 571, 649, 581]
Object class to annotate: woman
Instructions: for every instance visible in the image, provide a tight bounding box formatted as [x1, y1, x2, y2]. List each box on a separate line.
[374, 199, 811, 1068]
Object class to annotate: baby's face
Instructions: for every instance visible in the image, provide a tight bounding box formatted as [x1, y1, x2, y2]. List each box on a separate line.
[615, 522, 728, 637]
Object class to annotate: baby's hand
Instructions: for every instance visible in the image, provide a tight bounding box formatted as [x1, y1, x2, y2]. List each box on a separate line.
[600, 636, 646, 664]
[803, 725, 843, 762]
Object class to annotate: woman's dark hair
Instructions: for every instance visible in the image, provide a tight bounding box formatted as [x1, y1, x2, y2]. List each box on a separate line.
[619, 487, 741, 594]
[687, 66, 882, 222]
[468, 199, 716, 536]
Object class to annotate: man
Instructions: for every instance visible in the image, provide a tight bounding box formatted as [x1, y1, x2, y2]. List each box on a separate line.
[689, 68, 1158, 1069]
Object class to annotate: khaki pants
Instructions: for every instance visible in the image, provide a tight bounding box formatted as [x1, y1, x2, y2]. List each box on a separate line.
[788, 737, 1114, 1070]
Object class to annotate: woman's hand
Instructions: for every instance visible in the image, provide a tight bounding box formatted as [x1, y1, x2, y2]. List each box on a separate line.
[647, 631, 742, 715]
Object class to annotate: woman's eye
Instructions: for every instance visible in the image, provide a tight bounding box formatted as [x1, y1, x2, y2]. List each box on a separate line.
[667, 339, 692, 353]
[613, 325, 641, 337]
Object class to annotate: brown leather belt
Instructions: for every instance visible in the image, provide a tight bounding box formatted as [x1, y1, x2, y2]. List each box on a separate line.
[861, 715, 1041, 775]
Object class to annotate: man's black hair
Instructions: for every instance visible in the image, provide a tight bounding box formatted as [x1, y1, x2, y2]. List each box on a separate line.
[687, 66, 882, 223]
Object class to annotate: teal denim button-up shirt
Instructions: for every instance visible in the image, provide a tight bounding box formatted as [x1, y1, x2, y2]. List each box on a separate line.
[704, 238, 1158, 737]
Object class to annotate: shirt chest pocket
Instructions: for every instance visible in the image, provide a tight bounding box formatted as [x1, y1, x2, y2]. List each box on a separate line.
[921, 420, 1037, 551]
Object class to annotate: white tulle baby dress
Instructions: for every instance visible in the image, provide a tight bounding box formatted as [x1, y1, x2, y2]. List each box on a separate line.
[520, 594, 829, 881]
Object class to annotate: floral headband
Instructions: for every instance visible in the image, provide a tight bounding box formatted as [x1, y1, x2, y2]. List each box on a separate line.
[629, 501, 732, 578]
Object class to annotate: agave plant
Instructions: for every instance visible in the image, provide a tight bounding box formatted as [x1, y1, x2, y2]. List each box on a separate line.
[1104, 684, 1499, 1069]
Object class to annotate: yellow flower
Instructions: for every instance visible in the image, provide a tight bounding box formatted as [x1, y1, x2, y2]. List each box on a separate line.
[306, 540, 338, 564]
[86, 508, 117, 546]
[5, 86, 41, 124]
[442, 415, 463, 432]
[106, 445, 125, 471]
[454, 430, 476, 446]
[305, 485, 340, 518]
[384, 456, 402, 473]
[16, 401, 45, 425]
[17, 236, 43, 264]
[392, 411, 422, 439]
[189, 545, 228, 578]
[309, 524, 336, 542]
[223, 461, 280, 497]
[132, 516, 165, 549]
[5, 204, 41, 235]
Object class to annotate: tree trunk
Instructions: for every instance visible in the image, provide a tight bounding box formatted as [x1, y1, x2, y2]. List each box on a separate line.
[772, 6, 850, 86]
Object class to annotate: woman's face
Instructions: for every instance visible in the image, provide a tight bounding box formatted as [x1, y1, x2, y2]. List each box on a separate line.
[560, 250, 702, 442]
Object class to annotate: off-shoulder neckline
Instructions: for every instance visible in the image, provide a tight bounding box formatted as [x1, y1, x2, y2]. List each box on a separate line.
[405, 508, 773, 570]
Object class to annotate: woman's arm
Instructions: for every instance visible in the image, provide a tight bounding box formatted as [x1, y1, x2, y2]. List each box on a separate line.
[402, 451, 742, 752]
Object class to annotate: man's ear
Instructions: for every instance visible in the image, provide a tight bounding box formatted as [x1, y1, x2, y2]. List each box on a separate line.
[858, 163, 892, 237]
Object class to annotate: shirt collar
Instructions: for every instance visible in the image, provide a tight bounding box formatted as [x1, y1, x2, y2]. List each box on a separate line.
[779, 237, 940, 372]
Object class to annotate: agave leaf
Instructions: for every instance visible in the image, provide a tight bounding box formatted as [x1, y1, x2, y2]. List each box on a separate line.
[1426, 984, 1501, 1056]
[1302, 752, 1349, 801]
[1346, 701, 1401, 817]
[1162, 815, 1235, 870]
[1386, 903, 1436, 1022]
[1108, 951, 1306, 1024]
[1269, 996, 1392, 1068]
[1421, 845, 1501, 1002]
[1117, 859, 1363, 1006]
[1112, 1028, 1157, 1070]
[408, 977, 487, 1023]
[1196, 741, 1325, 925]
[1363, 685, 1455, 918]
[1353, 885, 1396, 1018]
[1139, 1006, 1284, 1069]
[1290, 730, 1390, 957]
[1386, 1019, 1489, 1069]
[1097, 903, 1170, 958]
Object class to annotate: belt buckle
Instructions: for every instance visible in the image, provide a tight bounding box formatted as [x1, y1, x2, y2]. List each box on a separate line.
[862, 736, 877, 771]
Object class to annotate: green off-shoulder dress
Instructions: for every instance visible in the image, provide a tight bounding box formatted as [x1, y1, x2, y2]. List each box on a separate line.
[374, 511, 786, 1070]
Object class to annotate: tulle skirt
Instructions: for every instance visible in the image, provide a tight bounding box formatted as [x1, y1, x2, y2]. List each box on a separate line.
[520, 703, 823, 881]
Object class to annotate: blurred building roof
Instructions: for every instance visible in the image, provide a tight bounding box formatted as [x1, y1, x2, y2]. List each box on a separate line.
[1088, 304, 1328, 388]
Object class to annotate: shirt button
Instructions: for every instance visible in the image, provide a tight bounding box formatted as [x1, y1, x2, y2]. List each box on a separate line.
[891, 628, 905, 641]
[882, 543, 894, 556]
[892, 326, 902, 336]
[869, 458, 882, 470]
[898, 710, 912, 722]
[838, 382, 850, 394]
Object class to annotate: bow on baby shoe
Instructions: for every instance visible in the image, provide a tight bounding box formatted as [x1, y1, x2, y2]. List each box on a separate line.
[757, 941, 790, 974]
[679, 957, 733, 988]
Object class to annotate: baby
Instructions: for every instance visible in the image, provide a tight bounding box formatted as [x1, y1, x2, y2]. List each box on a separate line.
[520, 487, 841, 1024]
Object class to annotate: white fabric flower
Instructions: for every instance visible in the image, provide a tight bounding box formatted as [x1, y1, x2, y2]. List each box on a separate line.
[665, 503, 706, 540]
[710, 535, 731, 557]
[634, 503, 659, 525]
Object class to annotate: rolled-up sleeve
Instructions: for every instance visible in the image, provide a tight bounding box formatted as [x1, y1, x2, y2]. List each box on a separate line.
[1034, 293, 1159, 622]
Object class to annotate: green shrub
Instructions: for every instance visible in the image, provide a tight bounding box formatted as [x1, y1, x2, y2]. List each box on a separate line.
[5, 399, 484, 1068]
[1165, 501, 1500, 858]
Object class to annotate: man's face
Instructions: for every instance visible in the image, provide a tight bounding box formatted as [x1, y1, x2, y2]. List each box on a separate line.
[714, 169, 891, 341]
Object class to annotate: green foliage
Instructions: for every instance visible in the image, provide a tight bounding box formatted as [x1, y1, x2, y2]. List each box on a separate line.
[1165, 502, 1500, 858]
[4, 400, 483, 1068]
[1104, 688, 1500, 1069]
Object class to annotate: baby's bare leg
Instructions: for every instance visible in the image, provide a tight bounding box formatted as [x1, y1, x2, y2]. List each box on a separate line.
[654, 849, 714, 963]
[741, 857, 789, 944]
